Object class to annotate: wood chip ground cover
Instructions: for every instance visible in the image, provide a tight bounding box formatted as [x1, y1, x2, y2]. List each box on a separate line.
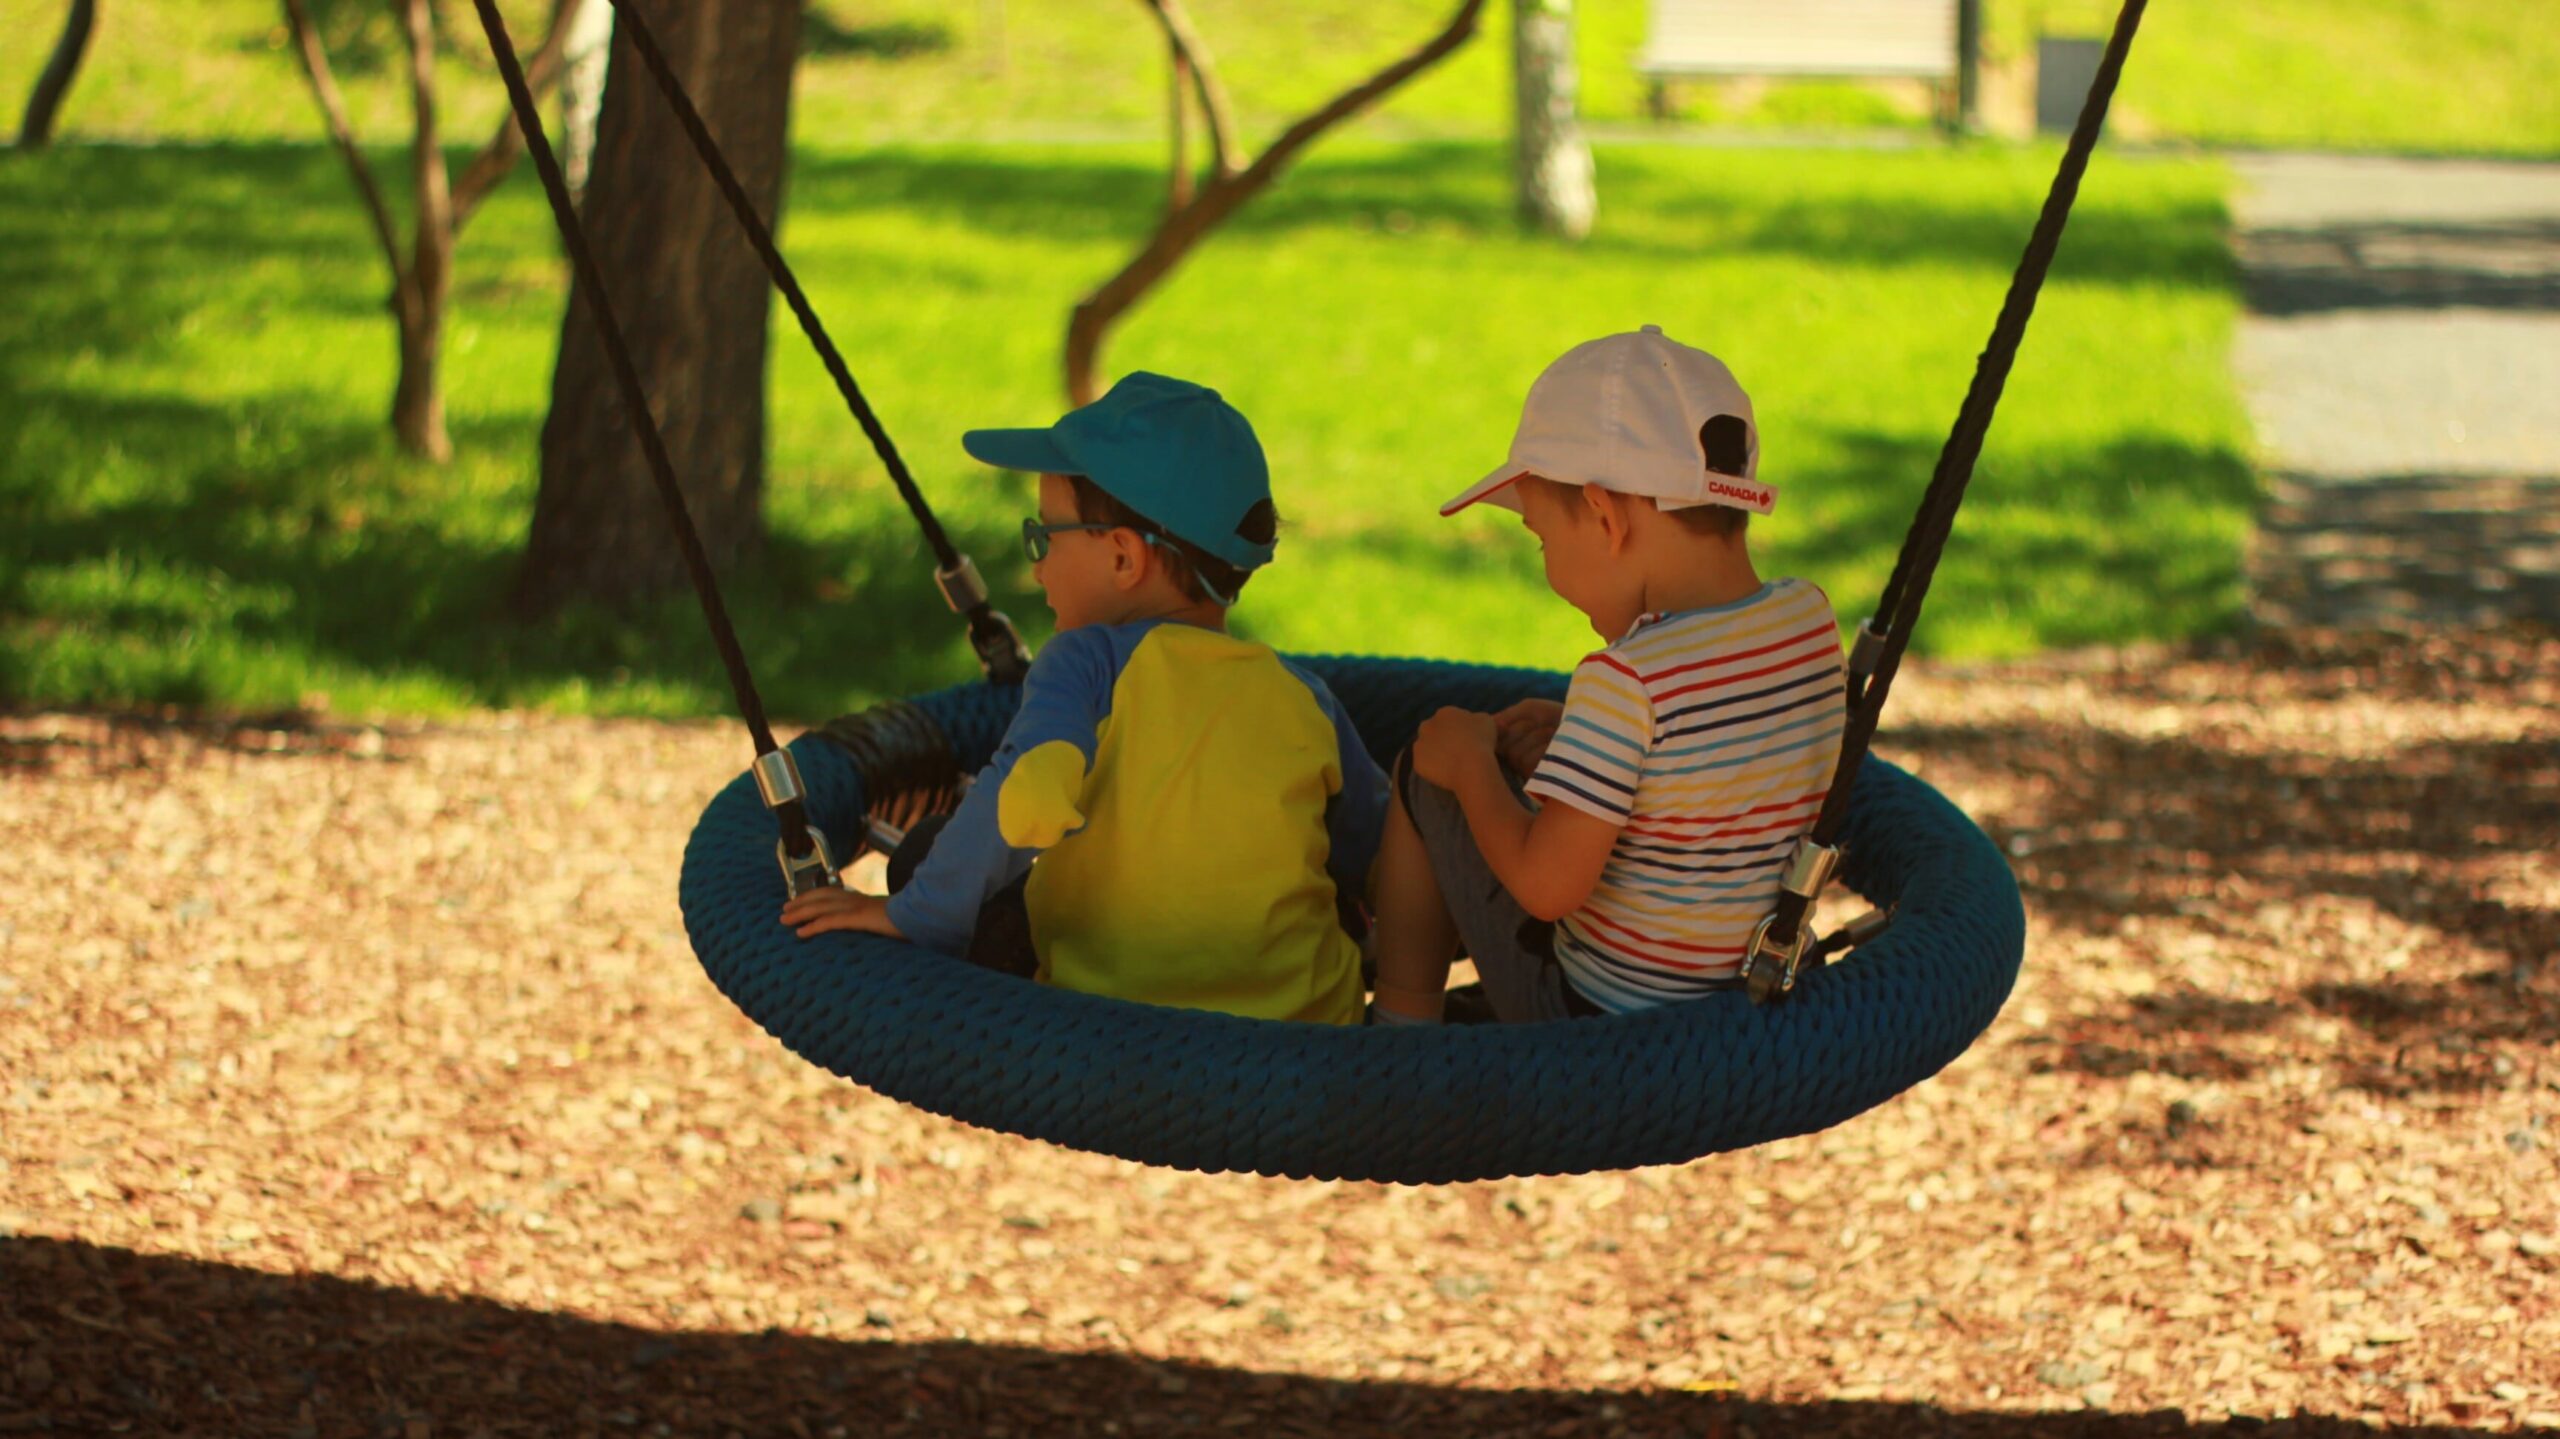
[3, 631, 2554, 1437]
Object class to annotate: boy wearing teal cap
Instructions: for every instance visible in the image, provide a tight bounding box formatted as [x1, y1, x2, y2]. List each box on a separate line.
[782, 373, 1388, 1025]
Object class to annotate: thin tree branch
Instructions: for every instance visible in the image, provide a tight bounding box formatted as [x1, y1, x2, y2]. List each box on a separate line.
[1066, 0, 1485, 400]
[16, 0, 99, 150]
[1229, 0, 1482, 195]
[450, 0, 581, 234]
[1140, 0, 1240, 179]
[280, 0, 406, 285]
[1164, 43, 1193, 214]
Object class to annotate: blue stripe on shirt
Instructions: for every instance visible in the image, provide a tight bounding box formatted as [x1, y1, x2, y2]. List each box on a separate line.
[1642, 721, 1840, 777]
[1553, 714, 1646, 759]
[1535, 752, 1636, 799]
[1654, 666, 1839, 728]
[1656, 684, 1844, 747]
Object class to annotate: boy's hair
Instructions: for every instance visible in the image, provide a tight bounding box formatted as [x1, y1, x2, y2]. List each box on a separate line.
[1526, 475, 1747, 538]
[1669, 504, 1748, 539]
[1069, 475, 1277, 604]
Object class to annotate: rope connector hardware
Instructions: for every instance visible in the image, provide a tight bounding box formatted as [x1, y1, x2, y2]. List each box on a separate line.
[934, 555, 991, 613]
[935, 555, 1032, 683]
[1740, 837, 1845, 1004]
[752, 750, 841, 897]
[968, 607, 1032, 685]
[1847, 616, 1887, 690]
[777, 827, 841, 898]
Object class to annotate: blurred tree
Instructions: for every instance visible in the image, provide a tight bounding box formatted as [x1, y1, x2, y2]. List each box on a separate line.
[515, 0, 802, 616]
[16, 0, 99, 151]
[1513, 0, 1593, 239]
[1066, 0, 1486, 405]
[280, 0, 579, 461]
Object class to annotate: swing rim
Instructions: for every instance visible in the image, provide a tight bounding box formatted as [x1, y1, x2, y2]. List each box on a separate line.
[679, 653, 2025, 1185]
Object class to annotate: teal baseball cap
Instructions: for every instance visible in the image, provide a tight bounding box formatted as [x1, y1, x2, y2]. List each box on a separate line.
[961, 372, 1277, 571]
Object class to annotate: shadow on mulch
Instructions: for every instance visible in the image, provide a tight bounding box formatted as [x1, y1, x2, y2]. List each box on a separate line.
[0, 1236, 2501, 1438]
[1902, 714, 2557, 970]
[1882, 633, 2557, 1111]
[0, 708, 416, 773]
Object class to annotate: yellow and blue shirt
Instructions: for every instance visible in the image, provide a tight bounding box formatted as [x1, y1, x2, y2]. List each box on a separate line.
[884, 621, 1386, 1025]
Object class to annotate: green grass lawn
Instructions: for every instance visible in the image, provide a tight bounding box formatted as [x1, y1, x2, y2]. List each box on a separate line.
[0, 138, 2247, 721]
[3, 0, 2554, 155]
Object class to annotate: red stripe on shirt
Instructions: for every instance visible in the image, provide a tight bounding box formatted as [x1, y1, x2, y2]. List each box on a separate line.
[1620, 809, 1826, 843]
[1652, 641, 1841, 703]
[1615, 790, 1831, 831]
[1635, 620, 1842, 683]
[1572, 906, 1751, 960]
[1586, 651, 1645, 683]
[1560, 919, 1739, 974]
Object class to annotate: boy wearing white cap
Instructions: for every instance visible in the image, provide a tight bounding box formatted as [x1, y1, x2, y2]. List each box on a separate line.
[1371, 327, 1847, 1023]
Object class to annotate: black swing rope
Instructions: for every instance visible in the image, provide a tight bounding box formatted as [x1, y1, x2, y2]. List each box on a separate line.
[1745, 0, 2150, 1000]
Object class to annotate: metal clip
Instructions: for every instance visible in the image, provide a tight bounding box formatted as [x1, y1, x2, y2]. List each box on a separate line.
[776, 825, 841, 898]
[935, 555, 990, 614]
[1740, 913, 1809, 1003]
[751, 749, 807, 809]
[863, 815, 910, 856]
[1848, 616, 1887, 686]
[968, 606, 1032, 684]
[1777, 837, 1843, 904]
[752, 749, 840, 895]
[1740, 838, 1844, 1004]
[1836, 905, 1894, 948]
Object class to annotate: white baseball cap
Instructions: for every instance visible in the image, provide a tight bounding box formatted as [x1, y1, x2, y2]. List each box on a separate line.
[1439, 325, 1772, 518]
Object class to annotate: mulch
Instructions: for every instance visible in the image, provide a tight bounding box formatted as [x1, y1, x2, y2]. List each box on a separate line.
[3, 629, 2554, 1437]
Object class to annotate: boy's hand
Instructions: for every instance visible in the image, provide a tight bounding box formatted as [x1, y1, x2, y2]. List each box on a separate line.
[1491, 698, 1566, 776]
[1410, 707, 1499, 790]
[781, 886, 905, 941]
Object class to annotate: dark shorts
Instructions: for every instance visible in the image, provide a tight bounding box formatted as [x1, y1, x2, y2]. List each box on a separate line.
[885, 815, 1038, 979]
[1393, 748, 1603, 1023]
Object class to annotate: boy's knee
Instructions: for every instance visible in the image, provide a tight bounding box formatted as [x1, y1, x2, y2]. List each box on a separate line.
[1388, 742, 1448, 814]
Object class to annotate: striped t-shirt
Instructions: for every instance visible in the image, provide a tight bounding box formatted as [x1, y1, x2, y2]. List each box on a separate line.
[1523, 579, 1847, 1013]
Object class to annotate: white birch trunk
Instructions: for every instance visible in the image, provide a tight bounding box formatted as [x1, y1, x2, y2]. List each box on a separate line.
[1513, 0, 1594, 240]
[559, 0, 615, 202]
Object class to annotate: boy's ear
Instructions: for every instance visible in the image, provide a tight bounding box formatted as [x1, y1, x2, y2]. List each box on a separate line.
[1107, 528, 1147, 590]
[1581, 484, 1635, 554]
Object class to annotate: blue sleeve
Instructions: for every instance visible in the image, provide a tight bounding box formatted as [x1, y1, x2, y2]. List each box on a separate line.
[1290, 665, 1387, 916]
[885, 629, 1120, 956]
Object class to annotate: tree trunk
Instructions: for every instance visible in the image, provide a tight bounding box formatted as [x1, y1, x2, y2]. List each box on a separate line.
[391, 0, 455, 461]
[17, 0, 99, 151]
[517, 0, 802, 616]
[390, 276, 452, 462]
[1512, 0, 1593, 240]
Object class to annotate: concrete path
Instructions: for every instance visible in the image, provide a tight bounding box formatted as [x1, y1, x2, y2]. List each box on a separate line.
[2232, 153, 2560, 629]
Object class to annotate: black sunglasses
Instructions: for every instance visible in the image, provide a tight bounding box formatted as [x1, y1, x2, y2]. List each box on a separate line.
[1023, 515, 1185, 564]
[1020, 516, 1121, 563]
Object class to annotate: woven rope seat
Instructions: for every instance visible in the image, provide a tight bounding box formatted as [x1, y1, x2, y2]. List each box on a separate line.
[681, 655, 2024, 1184]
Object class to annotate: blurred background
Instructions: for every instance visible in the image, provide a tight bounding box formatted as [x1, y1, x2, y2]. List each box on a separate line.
[3, 0, 2553, 722]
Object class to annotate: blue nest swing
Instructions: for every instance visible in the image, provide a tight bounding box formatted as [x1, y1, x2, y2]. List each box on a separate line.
[683, 659, 2022, 1183]
[470, 0, 2147, 1183]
